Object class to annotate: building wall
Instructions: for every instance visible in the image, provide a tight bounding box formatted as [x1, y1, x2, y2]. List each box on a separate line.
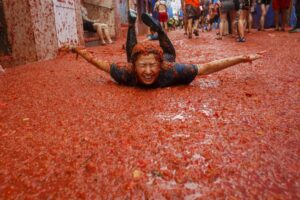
[2, 0, 84, 66]
[30, 0, 58, 61]
[3, 0, 38, 65]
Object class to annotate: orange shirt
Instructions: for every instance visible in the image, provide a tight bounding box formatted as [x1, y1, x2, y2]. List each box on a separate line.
[185, 0, 200, 7]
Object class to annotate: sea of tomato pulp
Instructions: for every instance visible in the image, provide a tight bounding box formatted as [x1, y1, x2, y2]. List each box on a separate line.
[0, 30, 299, 199]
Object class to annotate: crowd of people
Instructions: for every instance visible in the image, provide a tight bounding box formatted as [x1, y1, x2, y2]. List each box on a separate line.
[153, 0, 299, 42]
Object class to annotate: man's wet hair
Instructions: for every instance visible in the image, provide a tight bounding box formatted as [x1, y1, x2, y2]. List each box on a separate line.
[130, 43, 164, 65]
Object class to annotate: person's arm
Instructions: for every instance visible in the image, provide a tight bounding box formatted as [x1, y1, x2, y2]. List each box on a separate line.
[196, 52, 265, 75]
[81, 6, 102, 23]
[71, 46, 111, 73]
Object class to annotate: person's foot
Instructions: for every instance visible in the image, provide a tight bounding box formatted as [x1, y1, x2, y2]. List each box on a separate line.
[128, 9, 137, 25]
[193, 29, 199, 36]
[237, 37, 246, 42]
[188, 33, 192, 39]
[289, 27, 300, 33]
[275, 27, 280, 31]
[101, 41, 106, 45]
[216, 35, 222, 40]
[141, 13, 162, 32]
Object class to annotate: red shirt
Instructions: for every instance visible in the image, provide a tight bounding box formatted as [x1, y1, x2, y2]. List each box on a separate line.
[185, 0, 200, 7]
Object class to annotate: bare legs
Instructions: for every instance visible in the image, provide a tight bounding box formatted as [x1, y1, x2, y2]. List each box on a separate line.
[217, 12, 227, 39]
[248, 10, 253, 32]
[260, 4, 269, 30]
[94, 23, 113, 44]
[274, 9, 287, 31]
[161, 21, 169, 32]
[238, 10, 246, 41]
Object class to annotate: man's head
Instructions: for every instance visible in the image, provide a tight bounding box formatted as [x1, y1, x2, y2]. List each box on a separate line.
[131, 43, 163, 85]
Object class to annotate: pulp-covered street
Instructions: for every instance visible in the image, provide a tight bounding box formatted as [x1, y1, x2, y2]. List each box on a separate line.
[1, 30, 300, 199]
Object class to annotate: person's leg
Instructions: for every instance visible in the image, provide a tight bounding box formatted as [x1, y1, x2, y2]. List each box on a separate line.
[238, 9, 246, 41]
[184, 16, 188, 34]
[141, 13, 176, 62]
[224, 17, 229, 35]
[187, 18, 193, 38]
[248, 10, 253, 32]
[94, 23, 106, 44]
[281, 9, 287, 31]
[101, 24, 113, 44]
[274, 10, 280, 30]
[193, 17, 200, 36]
[126, 10, 137, 62]
[290, 0, 300, 32]
[229, 10, 237, 36]
[260, 4, 266, 30]
[164, 21, 169, 32]
[218, 12, 227, 39]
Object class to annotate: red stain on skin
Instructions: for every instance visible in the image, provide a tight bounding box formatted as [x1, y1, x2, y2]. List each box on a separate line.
[0, 30, 299, 199]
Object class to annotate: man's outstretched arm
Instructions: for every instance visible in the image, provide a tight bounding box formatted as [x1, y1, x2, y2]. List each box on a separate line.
[196, 51, 265, 75]
[71, 46, 111, 73]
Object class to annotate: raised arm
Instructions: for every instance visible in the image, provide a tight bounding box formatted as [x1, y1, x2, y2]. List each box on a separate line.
[196, 52, 265, 75]
[70, 46, 111, 73]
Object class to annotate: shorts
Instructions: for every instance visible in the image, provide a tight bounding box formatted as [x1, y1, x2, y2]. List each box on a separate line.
[272, 0, 291, 10]
[219, 0, 239, 13]
[83, 20, 96, 32]
[158, 12, 168, 22]
[257, 0, 271, 5]
[239, 0, 252, 10]
[209, 15, 219, 24]
[185, 4, 201, 19]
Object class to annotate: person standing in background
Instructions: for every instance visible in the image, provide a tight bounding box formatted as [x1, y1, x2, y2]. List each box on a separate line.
[272, 0, 291, 31]
[257, 0, 270, 31]
[80, 1, 113, 44]
[289, 0, 300, 33]
[155, 0, 169, 31]
[184, 0, 201, 38]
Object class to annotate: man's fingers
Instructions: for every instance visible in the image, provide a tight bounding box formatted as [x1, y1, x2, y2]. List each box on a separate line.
[257, 50, 267, 55]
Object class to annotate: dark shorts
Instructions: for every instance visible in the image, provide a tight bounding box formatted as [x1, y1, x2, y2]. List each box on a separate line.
[83, 20, 96, 32]
[186, 4, 201, 20]
[239, 0, 252, 10]
[209, 15, 219, 24]
[220, 0, 239, 12]
[257, 0, 271, 5]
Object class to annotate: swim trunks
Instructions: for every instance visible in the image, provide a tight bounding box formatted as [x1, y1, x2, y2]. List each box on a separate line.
[158, 12, 168, 22]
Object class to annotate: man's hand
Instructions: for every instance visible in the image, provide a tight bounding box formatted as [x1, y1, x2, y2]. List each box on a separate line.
[243, 51, 266, 63]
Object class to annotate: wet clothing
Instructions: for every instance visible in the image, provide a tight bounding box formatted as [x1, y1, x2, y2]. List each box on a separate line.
[239, 0, 252, 10]
[110, 63, 198, 88]
[219, 0, 239, 12]
[185, 4, 201, 19]
[272, 0, 291, 10]
[158, 12, 168, 22]
[185, 0, 200, 7]
[83, 19, 96, 32]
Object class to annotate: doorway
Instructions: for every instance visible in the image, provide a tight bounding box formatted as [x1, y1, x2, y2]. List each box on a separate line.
[0, 0, 11, 56]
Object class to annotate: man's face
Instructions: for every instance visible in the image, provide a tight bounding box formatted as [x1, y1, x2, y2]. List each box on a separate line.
[135, 54, 161, 85]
